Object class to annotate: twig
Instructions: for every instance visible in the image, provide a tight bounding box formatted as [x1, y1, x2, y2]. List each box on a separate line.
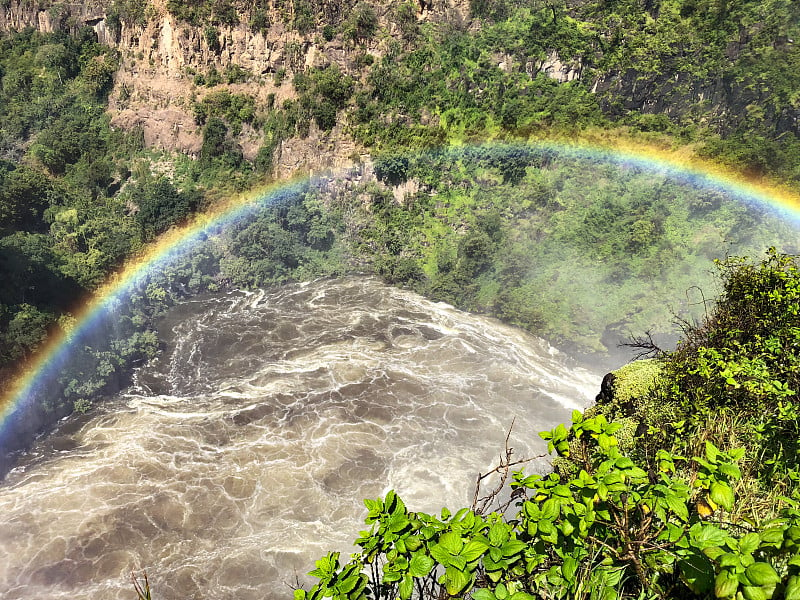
[471, 419, 547, 515]
[621, 329, 666, 360]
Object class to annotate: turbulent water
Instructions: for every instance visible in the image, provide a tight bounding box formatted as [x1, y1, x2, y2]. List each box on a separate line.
[0, 277, 600, 599]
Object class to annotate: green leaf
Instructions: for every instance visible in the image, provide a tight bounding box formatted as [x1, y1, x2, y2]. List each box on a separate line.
[461, 540, 489, 562]
[388, 514, 410, 533]
[710, 482, 735, 512]
[385, 490, 398, 513]
[439, 532, 463, 555]
[450, 554, 467, 571]
[760, 527, 784, 546]
[705, 441, 719, 463]
[472, 590, 497, 600]
[430, 543, 451, 565]
[665, 492, 689, 521]
[502, 540, 527, 558]
[692, 524, 729, 547]
[508, 593, 536, 600]
[715, 570, 739, 598]
[487, 569, 503, 583]
[745, 562, 780, 586]
[409, 553, 435, 577]
[614, 457, 635, 469]
[785, 575, 800, 600]
[719, 463, 742, 480]
[542, 499, 560, 520]
[561, 556, 578, 582]
[489, 522, 510, 546]
[444, 566, 470, 596]
[739, 533, 760, 555]
[719, 553, 742, 569]
[294, 589, 307, 600]
[398, 574, 413, 600]
[383, 570, 402, 583]
[730, 448, 745, 461]
[678, 552, 715, 594]
[741, 586, 768, 600]
[339, 575, 361, 593]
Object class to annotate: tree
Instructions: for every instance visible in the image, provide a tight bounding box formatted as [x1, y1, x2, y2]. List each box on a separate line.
[0, 166, 53, 232]
[130, 178, 199, 239]
[343, 3, 378, 43]
[199, 117, 242, 167]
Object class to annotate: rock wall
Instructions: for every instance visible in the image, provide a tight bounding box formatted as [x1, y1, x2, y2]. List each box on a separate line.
[0, 0, 472, 175]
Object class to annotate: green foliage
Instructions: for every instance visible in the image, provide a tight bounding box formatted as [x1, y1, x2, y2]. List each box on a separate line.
[0, 165, 55, 233]
[128, 177, 201, 239]
[204, 24, 221, 53]
[200, 116, 243, 167]
[292, 65, 354, 132]
[193, 89, 256, 134]
[297, 404, 800, 600]
[580, 251, 800, 516]
[342, 3, 378, 44]
[166, 0, 238, 26]
[611, 360, 663, 409]
[338, 147, 795, 354]
[655, 252, 800, 491]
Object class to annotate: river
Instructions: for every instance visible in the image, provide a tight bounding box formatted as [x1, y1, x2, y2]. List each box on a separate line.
[0, 277, 600, 599]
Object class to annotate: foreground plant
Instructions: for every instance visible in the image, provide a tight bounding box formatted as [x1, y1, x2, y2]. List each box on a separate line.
[295, 408, 800, 599]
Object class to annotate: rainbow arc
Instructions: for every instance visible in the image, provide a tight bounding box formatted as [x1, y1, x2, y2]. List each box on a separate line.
[2, 141, 799, 453]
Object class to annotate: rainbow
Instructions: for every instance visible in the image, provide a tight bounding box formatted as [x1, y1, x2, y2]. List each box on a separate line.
[1, 139, 799, 465]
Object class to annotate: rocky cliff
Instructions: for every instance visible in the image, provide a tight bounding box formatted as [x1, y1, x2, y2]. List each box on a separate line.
[1, 0, 592, 177]
[0, 0, 477, 176]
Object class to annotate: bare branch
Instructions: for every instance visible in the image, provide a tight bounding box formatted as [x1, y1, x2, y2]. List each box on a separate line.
[620, 329, 666, 360]
[471, 419, 547, 515]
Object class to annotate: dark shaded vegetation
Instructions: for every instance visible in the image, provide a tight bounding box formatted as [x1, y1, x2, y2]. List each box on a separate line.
[0, 28, 218, 391]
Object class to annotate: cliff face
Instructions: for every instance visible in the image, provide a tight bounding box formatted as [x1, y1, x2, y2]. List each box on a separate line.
[0, 0, 586, 177]
[5, 1, 785, 175]
[0, 0, 473, 176]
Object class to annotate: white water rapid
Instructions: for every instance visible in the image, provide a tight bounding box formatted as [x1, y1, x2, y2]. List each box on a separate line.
[0, 277, 600, 599]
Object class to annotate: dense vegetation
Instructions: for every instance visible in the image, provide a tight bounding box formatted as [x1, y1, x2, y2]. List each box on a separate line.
[292, 252, 800, 600]
[347, 145, 796, 355]
[0, 27, 266, 391]
[19, 142, 795, 427]
[0, 27, 138, 373]
[5, 0, 800, 384]
[153, 0, 800, 181]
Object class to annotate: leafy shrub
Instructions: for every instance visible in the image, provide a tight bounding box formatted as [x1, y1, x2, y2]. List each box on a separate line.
[199, 117, 243, 167]
[204, 24, 220, 53]
[343, 3, 378, 44]
[296, 410, 800, 600]
[129, 177, 200, 239]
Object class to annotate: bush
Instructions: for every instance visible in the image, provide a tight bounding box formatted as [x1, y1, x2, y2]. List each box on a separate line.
[130, 177, 199, 239]
[296, 411, 800, 600]
[343, 3, 378, 44]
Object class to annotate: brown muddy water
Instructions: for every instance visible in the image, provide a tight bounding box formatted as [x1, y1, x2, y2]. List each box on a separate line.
[0, 277, 600, 599]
